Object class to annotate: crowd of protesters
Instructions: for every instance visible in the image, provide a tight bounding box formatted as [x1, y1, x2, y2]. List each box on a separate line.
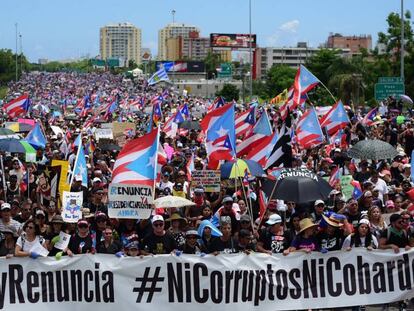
[0, 72, 413, 310]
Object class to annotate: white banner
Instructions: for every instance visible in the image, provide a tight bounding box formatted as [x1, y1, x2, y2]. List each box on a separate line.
[94, 128, 113, 140]
[61, 191, 83, 223]
[108, 183, 153, 219]
[0, 249, 413, 311]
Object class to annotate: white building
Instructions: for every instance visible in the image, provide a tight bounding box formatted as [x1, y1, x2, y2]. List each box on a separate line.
[158, 23, 200, 60]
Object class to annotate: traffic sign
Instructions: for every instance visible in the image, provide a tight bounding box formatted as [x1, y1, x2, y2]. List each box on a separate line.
[378, 77, 404, 83]
[374, 82, 405, 101]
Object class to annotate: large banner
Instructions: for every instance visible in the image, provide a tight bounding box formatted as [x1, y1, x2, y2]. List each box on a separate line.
[0, 249, 413, 311]
[108, 183, 153, 219]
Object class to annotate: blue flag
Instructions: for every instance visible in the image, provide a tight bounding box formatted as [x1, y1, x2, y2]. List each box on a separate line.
[24, 123, 46, 149]
[72, 146, 88, 187]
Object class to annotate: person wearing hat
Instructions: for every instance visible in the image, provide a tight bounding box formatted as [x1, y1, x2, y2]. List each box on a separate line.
[180, 228, 202, 254]
[45, 215, 66, 256]
[368, 171, 388, 203]
[238, 214, 254, 237]
[317, 212, 347, 252]
[6, 175, 20, 203]
[379, 214, 413, 253]
[14, 200, 32, 224]
[141, 215, 177, 255]
[124, 241, 140, 257]
[284, 218, 320, 255]
[70, 174, 89, 201]
[311, 200, 326, 224]
[257, 214, 288, 255]
[35, 209, 48, 237]
[212, 196, 239, 233]
[67, 219, 95, 256]
[87, 188, 108, 215]
[0, 203, 22, 238]
[157, 171, 174, 193]
[354, 161, 371, 184]
[185, 187, 209, 225]
[342, 219, 378, 251]
[166, 213, 187, 249]
[91, 211, 109, 248]
[0, 227, 16, 257]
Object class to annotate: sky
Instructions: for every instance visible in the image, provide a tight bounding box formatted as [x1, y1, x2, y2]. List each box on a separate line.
[0, 0, 412, 62]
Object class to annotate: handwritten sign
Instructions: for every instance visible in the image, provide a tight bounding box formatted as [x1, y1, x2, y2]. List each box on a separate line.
[95, 128, 113, 140]
[62, 191, 83, 223]
[108, 183, 153, 219]
[191, 170, 221, 192]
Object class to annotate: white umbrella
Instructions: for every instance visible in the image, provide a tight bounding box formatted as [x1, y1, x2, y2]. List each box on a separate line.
[154, 195, 196, 209]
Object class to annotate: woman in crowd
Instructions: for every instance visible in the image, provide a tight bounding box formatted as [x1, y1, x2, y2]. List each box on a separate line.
[15, 219, 48, 258]
[208, 218, 237, 254]
[368, 206, 387, 239]
[284, 218, 320, 255]
[166, 213, 187, 249]
[342, 219, 378, 250]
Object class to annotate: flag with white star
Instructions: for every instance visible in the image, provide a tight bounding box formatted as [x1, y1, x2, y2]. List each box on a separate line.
[72, 145, 88, 187]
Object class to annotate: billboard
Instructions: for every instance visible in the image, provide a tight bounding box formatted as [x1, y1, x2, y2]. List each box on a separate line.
[155, 61, 205, 73]
[210, 33, 257, 49]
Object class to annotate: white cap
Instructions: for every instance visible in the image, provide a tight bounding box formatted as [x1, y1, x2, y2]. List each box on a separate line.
[74, 175, 83, 182]
[403, 164, 411, 169]
[1, 203, 11, 211]
[151, 215, 164, 224]
[314, 199, 325, 206]
[36, 210, 45, 216]
[92, 177, 102, 183]
[266, 214, 282, 225]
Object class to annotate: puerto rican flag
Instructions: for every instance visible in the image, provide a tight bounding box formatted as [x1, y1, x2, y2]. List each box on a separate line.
[156, 143, 168, 182]
[362, 107, 378, 126]
[112, 128, 159, 185]
[207, 96, 226, 112]
[319, 101, 350, 136]
[293, 65, 320, 106]
[279, 87, 307, 120]
[246, 131, 278, 166]
[295, 108, 324, 149]
[235, 107, 256, 139]
[329, 166, 341, 187]
[3, 94, 30, 119]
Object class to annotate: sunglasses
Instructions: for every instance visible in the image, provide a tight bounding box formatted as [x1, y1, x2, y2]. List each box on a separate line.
[153, 222, 164, 227]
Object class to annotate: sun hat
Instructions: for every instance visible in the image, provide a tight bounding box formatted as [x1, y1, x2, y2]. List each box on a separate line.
[298, 218, 318, 233]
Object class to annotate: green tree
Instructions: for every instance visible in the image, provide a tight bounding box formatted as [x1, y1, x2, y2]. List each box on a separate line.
[264, 65, 296, 98]
[305, 49, 342, 85]
[204, 51, 220, 79]
[216, 84, 240, 101]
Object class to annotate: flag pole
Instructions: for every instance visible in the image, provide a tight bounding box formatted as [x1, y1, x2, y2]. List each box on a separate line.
[0, 155, 7, 201]
[69, 134, 82, 187]
[153, 126, 160, 214]
[317, 81, 337, 105]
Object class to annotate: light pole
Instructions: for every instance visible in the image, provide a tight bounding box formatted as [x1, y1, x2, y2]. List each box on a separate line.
[172, 10, 176, 24]
[19, 33, 22, 76]
[248, 0, 253, 101]
[15, 23, 18, 81]
[401, 0, 405, 81]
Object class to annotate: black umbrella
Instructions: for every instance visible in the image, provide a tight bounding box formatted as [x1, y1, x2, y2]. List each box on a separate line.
[262, 168, 332, 203]
[100, 144, 121, 151]
[347, 139, 398, 160]
[178, 120, 201, 130]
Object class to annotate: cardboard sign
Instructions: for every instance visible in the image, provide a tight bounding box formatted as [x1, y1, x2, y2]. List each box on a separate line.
[62, 191, 83, 223]
[95, 128, 113, 140]
[191, 170, 221, 192]
[112, 122, 135, 138]
[108, 183, 153, 219]
[340, 175, 354, 201]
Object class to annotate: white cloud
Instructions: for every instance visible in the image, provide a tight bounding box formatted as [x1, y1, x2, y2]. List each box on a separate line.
[266, 20, 300, 47]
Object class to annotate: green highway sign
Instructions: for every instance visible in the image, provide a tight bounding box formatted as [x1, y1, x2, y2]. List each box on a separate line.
[374, 82, 405, 101]
[378, 77, 404, 83]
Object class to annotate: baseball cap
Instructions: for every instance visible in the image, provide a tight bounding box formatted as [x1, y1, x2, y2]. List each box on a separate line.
[314, 199, 325, 207]
[95, 211, 108, 220]
[1, 203, 11, 211]
[177, 142, 183, 148]
[74, 175, 83, 182]
[125, 241, 139, 250]
[222, 196, 233, 203]
[36, 210, 45, 217]
[92, 177, 102, 183]
[266, 214, 282, 226]
[403, 164, 411, 169]
[151, 215, 164, 224]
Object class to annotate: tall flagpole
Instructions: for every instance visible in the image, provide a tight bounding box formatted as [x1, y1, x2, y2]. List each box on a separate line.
[0, 155, 7, 201]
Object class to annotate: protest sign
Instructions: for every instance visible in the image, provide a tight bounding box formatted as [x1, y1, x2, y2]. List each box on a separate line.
[191, 170, 221, 192]
[101, 123, 113, 129]
[0, 249, 413, 311]
[340, 175, 354, 201]
[61, 191, 83, 223]
[112, 122, 135, 139]
[95, 128, 113, 140]
[29, 242, 49, 257]
[108, 183, 153, 219]
[54, 231, 71, 250]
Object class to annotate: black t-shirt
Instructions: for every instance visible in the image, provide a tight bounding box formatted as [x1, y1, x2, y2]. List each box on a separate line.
[380, 228, 410, 248]
[142, 232, 177, 254]
[96, 240, 122, 254]
[258, 228, 288, 253]
[316, 230, 344, 251]
[344, 212, 361, 228]
[68, 233, 94, 254]
[208, 236, 237, 254]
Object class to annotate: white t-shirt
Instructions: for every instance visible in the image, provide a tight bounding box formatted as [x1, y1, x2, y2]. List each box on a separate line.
[16, 235, 45, 253]
[369, 177, 388, 202]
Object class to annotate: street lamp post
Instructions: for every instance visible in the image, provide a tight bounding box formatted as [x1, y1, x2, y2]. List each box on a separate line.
[401, 0, 405, 81]
[248, 0, 253, 101]
[15, 23, 18, 81]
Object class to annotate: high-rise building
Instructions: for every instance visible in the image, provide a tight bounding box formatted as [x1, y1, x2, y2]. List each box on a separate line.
[100, 23, 142, 65]
[158, 23, 200, 60]
[326, 33, 372, 55]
